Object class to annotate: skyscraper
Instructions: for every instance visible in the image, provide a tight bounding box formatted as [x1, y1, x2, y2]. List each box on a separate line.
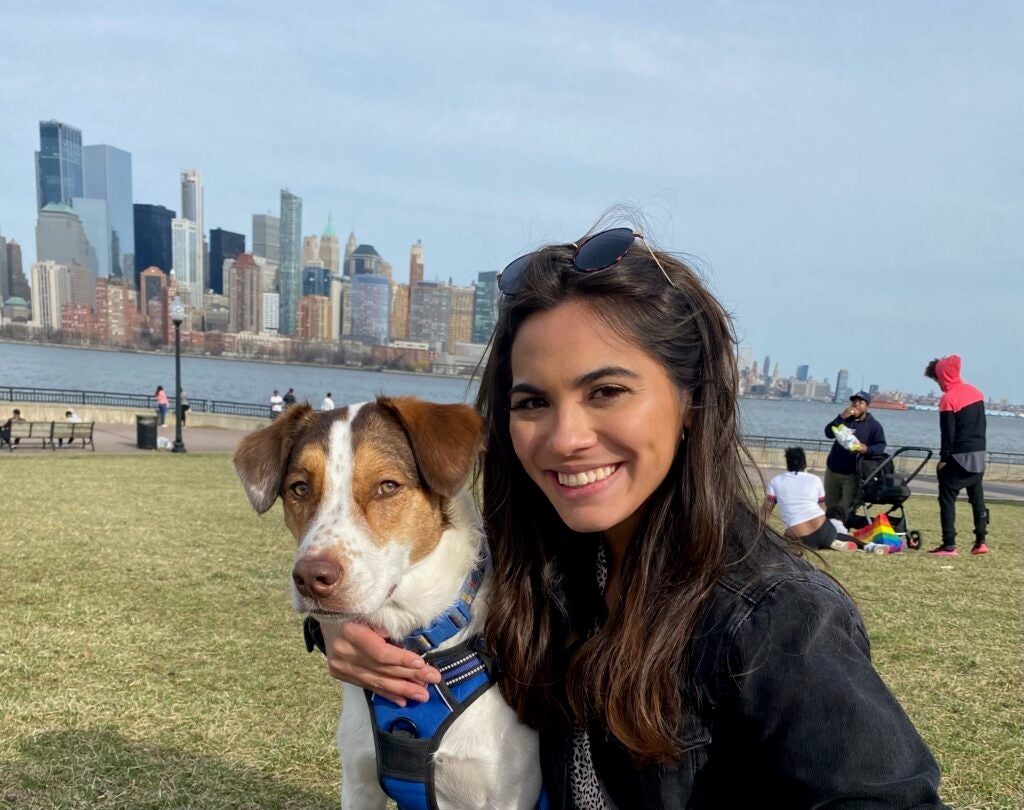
[409, 281, 450, 351]
[225, 254, 262, 333]
[35, 204, 90, 271]
[278, 190, 302, 336]
[36, 120, 84, 209]
[171, 218, 201, 309]
[344, 232, 357, 270]
[297, 295, 333, 342]
[448, 285, 475, 349]
[29, 260, 93, 330]
[209, 228, 245, 295]
[471, 270, 499, 343]
[762, 356, 771, 378]
[133, 204, 175, 289]
[5, 240, 28, 300]
[409, 240, 424, 287]
[349, 275, 390, 345]
[69, 196, 111, 278]
[834, 369, 850, 403]
[301, 235, 321, 268]
[796, 364, 810, 382]
[319, 215, 340, 273]
[252, 214, 280, 262]
[346, 243, 387, 277]
[83, 144, 134, 278]
[302, 266, 332, 297]
[180, 170, 205, 293]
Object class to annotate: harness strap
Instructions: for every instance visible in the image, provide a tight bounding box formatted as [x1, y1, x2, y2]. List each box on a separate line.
[398, 557, 487, 654]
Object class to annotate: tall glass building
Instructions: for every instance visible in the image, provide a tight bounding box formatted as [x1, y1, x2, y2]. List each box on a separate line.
[36, 120, 84, 209]
[171, 218, 201, 309]
[69, 196, 112, 278]
[83, 144, 134, 278]
[278, 190, 302, 336]
[302, 266, 332, 297]
[350, 274, 391, 346]
[209, 228, 245, 295]
[472, 270, 499, 343]
[133, 204, 176, 289]
[252, 214, 280, 262]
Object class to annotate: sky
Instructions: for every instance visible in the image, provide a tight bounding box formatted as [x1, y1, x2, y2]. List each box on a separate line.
[2, 1, 1022, 402]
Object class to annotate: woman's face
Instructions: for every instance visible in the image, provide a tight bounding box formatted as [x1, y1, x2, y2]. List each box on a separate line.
[508, 299, 688, 549]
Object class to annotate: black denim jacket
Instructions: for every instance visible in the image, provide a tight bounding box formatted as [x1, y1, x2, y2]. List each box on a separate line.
[540, 544, 948, 809]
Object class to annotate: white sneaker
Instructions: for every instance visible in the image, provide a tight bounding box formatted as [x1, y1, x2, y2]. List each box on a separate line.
[830, 539, 858, 552]
[864, 542, 890, 556]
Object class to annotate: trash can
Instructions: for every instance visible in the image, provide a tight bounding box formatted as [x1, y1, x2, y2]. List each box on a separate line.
[136, 414, 158, 449]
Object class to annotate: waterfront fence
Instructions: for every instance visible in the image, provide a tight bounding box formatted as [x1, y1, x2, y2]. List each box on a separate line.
[2, 387, 1021, 476]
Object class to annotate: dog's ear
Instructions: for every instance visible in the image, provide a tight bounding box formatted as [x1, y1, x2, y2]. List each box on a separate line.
[379, 397, 483, 498]
[233, 405, 315, 513]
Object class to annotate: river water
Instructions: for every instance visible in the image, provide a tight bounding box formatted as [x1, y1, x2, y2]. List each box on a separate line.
[3, 342, 1022, 453]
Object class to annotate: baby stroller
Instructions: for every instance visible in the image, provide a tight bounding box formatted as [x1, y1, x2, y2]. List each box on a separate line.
[849, 447, 933, 550]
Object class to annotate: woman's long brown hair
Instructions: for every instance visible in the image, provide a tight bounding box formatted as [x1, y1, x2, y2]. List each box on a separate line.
[477, 233, 765, 764]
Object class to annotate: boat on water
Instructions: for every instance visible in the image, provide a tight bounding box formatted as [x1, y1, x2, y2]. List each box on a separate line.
[870, 398, 908, 411]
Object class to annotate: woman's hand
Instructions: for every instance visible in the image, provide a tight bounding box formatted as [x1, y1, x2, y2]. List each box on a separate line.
[321, 622, 441, 707]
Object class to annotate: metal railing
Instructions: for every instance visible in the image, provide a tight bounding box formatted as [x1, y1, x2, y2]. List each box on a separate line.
[2, 387, 1021, 468]
[0, 386, 271, 420]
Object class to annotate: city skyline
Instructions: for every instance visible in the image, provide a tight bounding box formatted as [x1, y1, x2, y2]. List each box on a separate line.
[1, 3, 1021, 401]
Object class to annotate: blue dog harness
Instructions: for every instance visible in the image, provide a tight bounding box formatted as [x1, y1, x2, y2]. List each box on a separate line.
[364, 560, 548, 810]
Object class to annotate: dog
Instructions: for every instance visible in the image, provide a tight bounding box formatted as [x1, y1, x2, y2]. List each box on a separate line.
[233, 396, 542, 810]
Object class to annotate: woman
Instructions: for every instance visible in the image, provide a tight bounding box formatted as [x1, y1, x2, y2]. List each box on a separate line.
[154, 385, 169, 426]
[763, 446, 857, 551]
[319, 226, 946, 806]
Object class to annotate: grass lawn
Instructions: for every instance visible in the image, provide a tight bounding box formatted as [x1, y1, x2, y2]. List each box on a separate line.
[1, 454, 1021, 809]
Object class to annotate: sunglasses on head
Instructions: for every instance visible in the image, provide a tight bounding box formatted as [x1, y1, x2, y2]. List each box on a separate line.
[496, 226, 676, 295]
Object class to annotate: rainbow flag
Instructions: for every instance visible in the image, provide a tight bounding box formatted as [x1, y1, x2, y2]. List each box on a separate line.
[852, 514, 903, 552]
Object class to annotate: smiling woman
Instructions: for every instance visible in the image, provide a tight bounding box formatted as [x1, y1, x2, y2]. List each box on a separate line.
[323, 223, 949, 808]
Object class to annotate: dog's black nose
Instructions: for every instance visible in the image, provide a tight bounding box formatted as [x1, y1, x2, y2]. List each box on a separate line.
[292, 558, 341, 599]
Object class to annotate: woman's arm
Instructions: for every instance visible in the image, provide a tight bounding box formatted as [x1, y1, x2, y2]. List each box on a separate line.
[315, 620, 441, 706]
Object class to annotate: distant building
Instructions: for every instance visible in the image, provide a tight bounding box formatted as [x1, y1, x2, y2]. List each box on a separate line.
[209, 228, 245, 295]
[3, 296, 31, 323]
[171, 218, 201, 309]
[301, 235, 321, 269]
[139, 266, 167, 320]
[6, 240, 28, 300]
[350, 274, 391, 346]
[834, 369, 850, 403]
[409, 281, 450, 352]
[225, 253, 262, 334]
[472, 271, 499, 343]
[133, 204, 175, 287]
[390, 282, 409, 340]
[69, 196, 111, 279]
[36, 120, 83, 209]
[346, 243, 387, 278]
[261, 292, 280, 334]
[762, 355, 771, 378]
[252, 213, 280, 262]
[448, 285, 475, 350]
[83, 144, 134, 278]
[319, 215, 340, 273]
[297, 294, 332, 342]
[180, 170, 205, 291]
[302, 266, 331, 297]
[94, 277, 137, 344]
[278, 190, 302, 336]
[344, 232, 357, 267]
[29, 261, 93, 331]
[796, 364, 810, 382]
[35, 204, 90, 271]
[409, 240, 424, 287]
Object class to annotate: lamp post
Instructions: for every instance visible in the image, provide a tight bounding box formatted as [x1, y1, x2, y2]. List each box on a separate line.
[170, 295, 186, 454]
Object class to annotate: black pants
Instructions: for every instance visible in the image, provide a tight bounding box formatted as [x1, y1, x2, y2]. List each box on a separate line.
[937, 459, 987, 546]
[797, 519, 837, 551]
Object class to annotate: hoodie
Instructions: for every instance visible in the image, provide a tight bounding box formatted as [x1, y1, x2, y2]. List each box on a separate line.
[934, 355, 986, 473]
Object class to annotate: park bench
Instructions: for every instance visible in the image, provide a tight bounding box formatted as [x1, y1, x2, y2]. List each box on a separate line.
[50, 421, 96, 451]
[3, 421, 96, 451]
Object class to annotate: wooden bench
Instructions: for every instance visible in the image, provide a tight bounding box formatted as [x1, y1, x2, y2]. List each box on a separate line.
[3, 421, 96, 451]
[50, 421, 96, 451]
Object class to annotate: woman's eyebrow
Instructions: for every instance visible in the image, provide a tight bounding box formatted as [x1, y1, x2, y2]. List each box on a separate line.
[509, 382, 544, 397]
[573, 366, 639, 388]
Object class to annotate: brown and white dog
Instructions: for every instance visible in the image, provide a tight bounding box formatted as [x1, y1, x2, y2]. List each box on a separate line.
[233, 396, 541, 810]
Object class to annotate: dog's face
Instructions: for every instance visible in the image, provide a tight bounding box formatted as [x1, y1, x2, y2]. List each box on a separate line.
[233, 396, 482, 619]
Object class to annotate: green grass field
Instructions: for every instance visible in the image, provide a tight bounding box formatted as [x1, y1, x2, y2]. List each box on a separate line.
[1, 454, 1021, 809]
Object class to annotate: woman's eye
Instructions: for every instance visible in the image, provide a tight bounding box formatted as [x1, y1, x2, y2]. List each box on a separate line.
[592, 385, 626, 400]
[289, 481, 309, 498]
[510, 396, 547, 411]
[377, 480, 400, 496]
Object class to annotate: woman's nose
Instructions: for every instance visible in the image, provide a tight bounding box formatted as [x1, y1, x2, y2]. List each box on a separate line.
[546, 405, 595, 456]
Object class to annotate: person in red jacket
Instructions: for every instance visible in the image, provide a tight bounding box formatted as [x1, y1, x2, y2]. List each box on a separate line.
[925, 355, 988, 556]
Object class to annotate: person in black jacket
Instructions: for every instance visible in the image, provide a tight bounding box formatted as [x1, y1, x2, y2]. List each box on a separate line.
[823, 391, 887, 515]
[315, 225, 946, 807]
[925, 355, 988, 556]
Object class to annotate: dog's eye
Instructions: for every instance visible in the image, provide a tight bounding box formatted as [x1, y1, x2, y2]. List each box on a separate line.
[289, 481, 309, 498]
[377, 480, 400, 496]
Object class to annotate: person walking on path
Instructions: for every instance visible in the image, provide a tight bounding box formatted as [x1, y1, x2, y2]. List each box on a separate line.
[925, 355, 989, 556]
[320, 392, 335, 411]
[282, 388, 297, 408]
[179, 390, 190, 427]
[154, 386, 170, 427]
[823, 391, 886, 515]
[269, 389, 284, 420]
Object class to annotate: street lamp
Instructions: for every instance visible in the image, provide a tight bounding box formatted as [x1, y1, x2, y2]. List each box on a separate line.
[170, 295, 186, 454]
